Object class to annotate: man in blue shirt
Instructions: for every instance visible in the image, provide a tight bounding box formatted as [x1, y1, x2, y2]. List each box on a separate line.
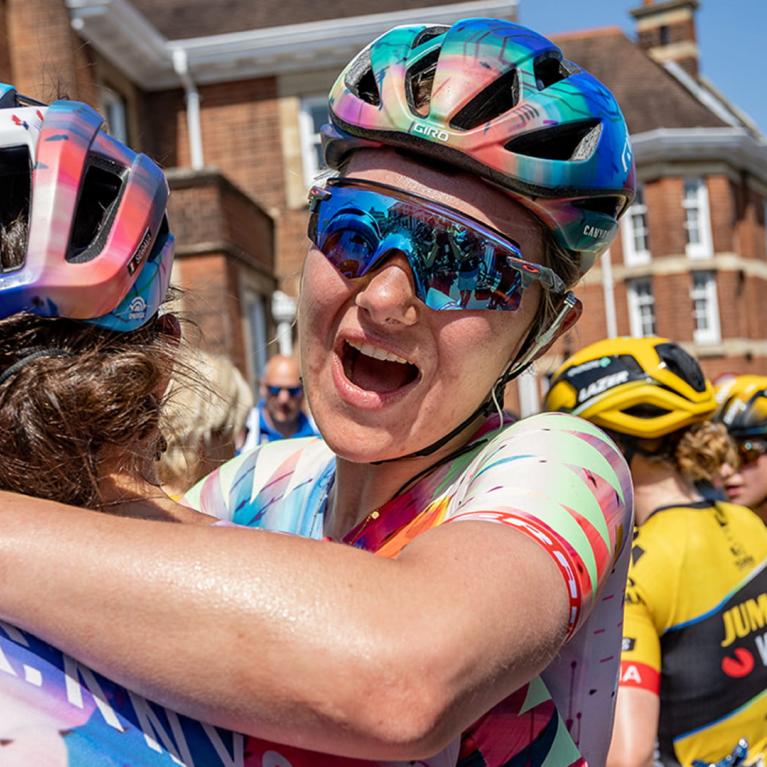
[242, 355, 316, 450]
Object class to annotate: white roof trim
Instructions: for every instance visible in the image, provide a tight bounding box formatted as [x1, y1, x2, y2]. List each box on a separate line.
[66, 0, 518, 90]
[631, 127, 767, 184]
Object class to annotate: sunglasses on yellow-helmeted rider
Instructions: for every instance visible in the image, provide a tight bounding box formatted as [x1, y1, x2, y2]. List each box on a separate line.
[737, 439, 767, 466]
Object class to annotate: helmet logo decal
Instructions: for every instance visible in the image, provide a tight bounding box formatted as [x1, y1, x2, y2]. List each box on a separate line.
[578, 370, 630, 404]
[583, 224, 609, 240]
[128, 228, 152, 275]
[621, 134, 632, 173]
[128, 296, 148, 322]
[566, 356, 613, 377]
[412, 122, 449, 142]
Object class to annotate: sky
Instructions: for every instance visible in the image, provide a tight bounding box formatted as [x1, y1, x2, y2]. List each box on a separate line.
[517, 0, 767, 136]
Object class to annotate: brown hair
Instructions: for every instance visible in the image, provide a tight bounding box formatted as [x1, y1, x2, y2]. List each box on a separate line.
[674, 420, 738, 485]
[0, 217, 179, 509]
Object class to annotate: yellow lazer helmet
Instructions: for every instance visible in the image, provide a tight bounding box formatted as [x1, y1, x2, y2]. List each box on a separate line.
[715, 375, 767, 438]
[545, 336, 716, 439]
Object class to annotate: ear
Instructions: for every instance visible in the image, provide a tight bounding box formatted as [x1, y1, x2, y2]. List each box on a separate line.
[533, 296, 582, 361]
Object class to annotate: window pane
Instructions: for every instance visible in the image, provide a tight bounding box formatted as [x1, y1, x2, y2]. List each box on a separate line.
[310, 103, 329, 133]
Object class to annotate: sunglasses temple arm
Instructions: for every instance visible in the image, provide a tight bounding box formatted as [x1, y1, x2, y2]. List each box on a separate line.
[504, 291, 579, 381]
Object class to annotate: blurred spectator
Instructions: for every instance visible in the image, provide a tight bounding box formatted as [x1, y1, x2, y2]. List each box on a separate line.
[159, 352, 253, 497]
[242, 355, 316, 451]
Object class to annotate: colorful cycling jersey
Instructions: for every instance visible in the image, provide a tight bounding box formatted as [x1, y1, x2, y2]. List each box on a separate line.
[619, 501, 767, 766]
[185, 411, 633, 767]
[0, 412, 631, 766]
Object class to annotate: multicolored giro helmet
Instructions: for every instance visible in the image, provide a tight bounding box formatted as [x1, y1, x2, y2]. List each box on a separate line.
[544, 336, 716, 439]
[0, 83, 173, 332]
[323, 17, 636, 276]
[715, 375, 767, 439]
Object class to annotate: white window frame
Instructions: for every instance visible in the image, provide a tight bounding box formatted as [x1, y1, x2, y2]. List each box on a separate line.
[683, 177, 713, 260]
[764, 198, 767, 259]
[299, 95, 329, 187]
[627, 277, 657, 338]
[621, 184, 651, 265]
[243, 290, 268, 385]
[100, 86, 128, 144]
[690, 271, 721, 345]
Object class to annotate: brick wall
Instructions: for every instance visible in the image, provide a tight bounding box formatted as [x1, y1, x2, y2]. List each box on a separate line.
[6, 0, 97, 103]
[0, 1, 11, 83]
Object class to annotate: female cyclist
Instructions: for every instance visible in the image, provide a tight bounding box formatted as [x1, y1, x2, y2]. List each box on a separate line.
[716, 375, 767, 523]
[0, 19, 634, 766]
[545, 337, 767, 767]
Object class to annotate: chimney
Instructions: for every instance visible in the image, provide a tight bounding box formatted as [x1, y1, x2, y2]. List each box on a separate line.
[630, 0, 700, 78]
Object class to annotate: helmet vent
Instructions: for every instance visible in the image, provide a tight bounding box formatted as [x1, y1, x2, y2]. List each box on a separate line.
[656, 342, 707, 393]
[573, 196, 623, 217]
[406, 48, 440, 116]
[504, 119, 602, 161]
[410, 26, 448, 50]
[345, 50, 381, 107]
[533, 54, 571, 90]
[450, 68, 519, 131]
[622, 404, 671, 419]
[67, 157, 124, 263]
[0, 145, 31, 271]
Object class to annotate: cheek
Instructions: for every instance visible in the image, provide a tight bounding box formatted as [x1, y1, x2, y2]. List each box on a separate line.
[431, 306, 533, 392]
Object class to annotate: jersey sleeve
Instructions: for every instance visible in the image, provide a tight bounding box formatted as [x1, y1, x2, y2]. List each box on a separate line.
[444, 411, 634, 637]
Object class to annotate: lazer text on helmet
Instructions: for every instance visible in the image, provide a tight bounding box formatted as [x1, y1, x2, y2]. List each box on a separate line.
[578, 370, 630, 404]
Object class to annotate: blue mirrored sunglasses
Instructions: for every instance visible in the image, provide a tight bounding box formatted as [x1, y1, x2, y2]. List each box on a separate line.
[308, 178, 565, 312]
[266, 384, 303, 397]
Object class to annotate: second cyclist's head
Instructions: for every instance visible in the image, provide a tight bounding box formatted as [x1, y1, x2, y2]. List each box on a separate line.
[300, 18, 635, 463]
[0, 84, 179, 507]
[545, 336, 735, 486]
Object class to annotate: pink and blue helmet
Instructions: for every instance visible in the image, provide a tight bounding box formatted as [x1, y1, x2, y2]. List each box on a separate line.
[0, 84, 173, 332]
[324, 18, 636, 276]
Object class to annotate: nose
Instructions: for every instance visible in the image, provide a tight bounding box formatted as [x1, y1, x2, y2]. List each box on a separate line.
[355, 251, 419, 327]
[719, 462, 737, 482]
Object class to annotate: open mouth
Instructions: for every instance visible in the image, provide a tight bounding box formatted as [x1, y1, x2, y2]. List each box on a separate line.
[341, 339, 419, 394]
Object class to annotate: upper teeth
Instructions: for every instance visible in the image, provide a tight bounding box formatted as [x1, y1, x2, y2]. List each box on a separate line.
[347, 340, 409, 365]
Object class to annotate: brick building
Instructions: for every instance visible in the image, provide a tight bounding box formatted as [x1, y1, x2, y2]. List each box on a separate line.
[512, 0, 767, 413]
[2, 0, 765, 404]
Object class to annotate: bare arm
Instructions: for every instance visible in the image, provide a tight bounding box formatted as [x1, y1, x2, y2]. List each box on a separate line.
[0, 492, 568, 760]
[607, 687, 660, 767]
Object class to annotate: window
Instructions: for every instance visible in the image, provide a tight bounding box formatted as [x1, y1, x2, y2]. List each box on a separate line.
[764, 198, 767, 259]
[299, 96, 329, 186]
[244, 291, 268, 383]
[683, 177, 713, 259]
[690, 271, 721, 345]
[100, 87, 128, 144]
[621, 184, 651, 265]
[627, 278, 657, 337]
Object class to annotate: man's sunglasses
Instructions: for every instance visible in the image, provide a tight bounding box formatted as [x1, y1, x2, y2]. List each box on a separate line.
[737, 439, 767, 466]
[308, 178, 565, 312]
[266, 385, 303, 397]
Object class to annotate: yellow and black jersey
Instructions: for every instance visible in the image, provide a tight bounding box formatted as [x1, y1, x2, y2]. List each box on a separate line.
[620, 500, 767, 767]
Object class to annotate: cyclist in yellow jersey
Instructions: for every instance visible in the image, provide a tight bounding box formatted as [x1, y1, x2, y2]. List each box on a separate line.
[716, 375, 767, 524]
[545, 336, 767, 767]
